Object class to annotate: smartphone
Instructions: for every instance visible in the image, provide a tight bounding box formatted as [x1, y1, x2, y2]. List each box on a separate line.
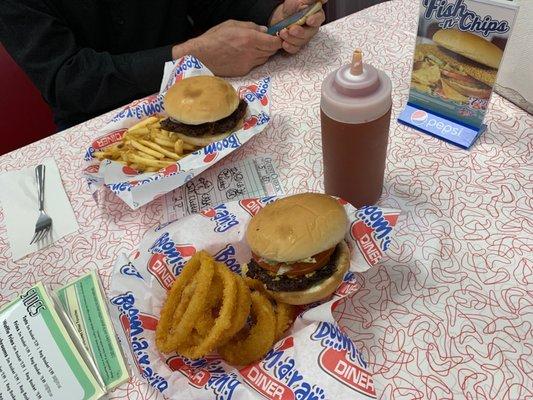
[267, 1, 323, 36]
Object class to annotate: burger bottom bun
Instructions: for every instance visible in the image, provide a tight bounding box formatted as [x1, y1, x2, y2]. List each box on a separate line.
[172, 130, 233, 147]
[264, 241, 351, 306]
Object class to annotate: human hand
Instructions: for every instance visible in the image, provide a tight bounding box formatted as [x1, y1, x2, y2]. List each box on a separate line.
[174, 20, 282, 76]
[270, 0, 327, 54]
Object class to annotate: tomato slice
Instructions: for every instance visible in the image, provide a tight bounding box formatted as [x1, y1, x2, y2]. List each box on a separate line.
[252, 247, 336, 277]
[252, 253, 281, 274]
[441, 69, 477, 84]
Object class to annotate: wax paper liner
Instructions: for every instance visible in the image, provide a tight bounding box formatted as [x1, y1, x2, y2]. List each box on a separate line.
[108, 196, 400, 399]
[83, 55, 272, 210]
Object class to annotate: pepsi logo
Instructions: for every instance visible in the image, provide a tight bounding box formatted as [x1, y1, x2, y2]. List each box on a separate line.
[410, 110, 428, 124]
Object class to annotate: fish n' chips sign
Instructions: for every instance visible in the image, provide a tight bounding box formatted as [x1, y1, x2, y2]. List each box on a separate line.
[398, 0, 519, 148]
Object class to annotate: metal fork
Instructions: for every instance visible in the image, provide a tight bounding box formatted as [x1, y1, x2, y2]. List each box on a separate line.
[30, 164, 53, 244]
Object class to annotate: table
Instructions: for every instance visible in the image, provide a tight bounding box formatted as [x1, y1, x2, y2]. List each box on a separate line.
[1, 0, 532, 399]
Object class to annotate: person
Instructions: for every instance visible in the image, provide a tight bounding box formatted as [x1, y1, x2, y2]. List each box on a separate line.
[0, 0, 326, 130]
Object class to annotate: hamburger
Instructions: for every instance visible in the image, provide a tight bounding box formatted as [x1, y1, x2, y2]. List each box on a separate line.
[161, 75, 247, 147]
[243, 193, 350, 305]
[412, 29, 503, 102]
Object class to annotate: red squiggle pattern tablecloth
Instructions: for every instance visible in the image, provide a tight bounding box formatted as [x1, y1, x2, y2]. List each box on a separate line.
[1, 1, 531, 399]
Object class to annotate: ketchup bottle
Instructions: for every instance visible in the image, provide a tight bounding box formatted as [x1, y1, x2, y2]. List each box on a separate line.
[320, 50, 392, 208]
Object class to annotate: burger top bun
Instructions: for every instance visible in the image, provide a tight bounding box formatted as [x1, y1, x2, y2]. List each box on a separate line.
[164, 76, 240, 125]
[264, 241, 351, 305]
[246, 193, 349, 263]
[432, 29, 503, 69]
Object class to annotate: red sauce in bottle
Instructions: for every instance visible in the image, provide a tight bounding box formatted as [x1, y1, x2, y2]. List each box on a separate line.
[320, 50, 392, 208]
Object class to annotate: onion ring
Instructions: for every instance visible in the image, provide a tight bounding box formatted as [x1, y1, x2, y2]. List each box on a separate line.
[166, 253, 215, 350]
[194, 278, 223, 336]
[195, 274, 251, 346]
[176, 262, 237, 359]
[218, 291, 276, 366]
[221, 275, 251, 344]
[274, 302, 295, 340]
[156, 252, 202, 352]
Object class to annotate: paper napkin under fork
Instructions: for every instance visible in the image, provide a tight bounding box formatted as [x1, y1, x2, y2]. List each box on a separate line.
[0, 157, 79, 261]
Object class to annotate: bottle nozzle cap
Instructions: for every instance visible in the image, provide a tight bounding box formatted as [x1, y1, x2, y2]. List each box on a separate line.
[350, 49, 363, 75]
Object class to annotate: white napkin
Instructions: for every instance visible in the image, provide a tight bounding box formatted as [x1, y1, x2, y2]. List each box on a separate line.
[0, 157, 79, 261]
[496, 0, 533, 113]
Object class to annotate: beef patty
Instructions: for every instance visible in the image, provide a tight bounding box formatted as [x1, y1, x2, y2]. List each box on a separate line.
[161, 100, 247, 137]
[245, 245, 340, 292]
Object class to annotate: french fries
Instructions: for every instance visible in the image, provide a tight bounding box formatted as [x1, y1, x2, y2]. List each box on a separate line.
[93, 116, 202, 172]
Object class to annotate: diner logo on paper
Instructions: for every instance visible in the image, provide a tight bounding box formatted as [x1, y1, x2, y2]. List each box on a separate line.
[350, 206, 398, 266]
[240, 77, 271, 106]
[311, 322, 376, 398]
[167, 355, 214, 388]
[202, 134, 241, 163]
[167, 354, 242, 400]
[238, 196, 277, 216]
[111, 94, 164, 122]
[85, 128, 127, 160]
[167, 355, 242, 399]
[214, 244, 241, 274]
[148, 232, 197, 276]
[110, 292, 168, 393]
[243, 111, 270, 130]
[167, 55, 204, 89]
[240, 336, 327, 400]
[200, 204, 239, 233]
[120, 262, 144, 280]
[422, 0, 510, 36]
[334, 271, 359, 297]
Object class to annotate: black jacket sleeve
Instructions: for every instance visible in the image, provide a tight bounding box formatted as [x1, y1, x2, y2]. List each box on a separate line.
[188, 0, 282, 29]
[0, 0, 172, 125]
